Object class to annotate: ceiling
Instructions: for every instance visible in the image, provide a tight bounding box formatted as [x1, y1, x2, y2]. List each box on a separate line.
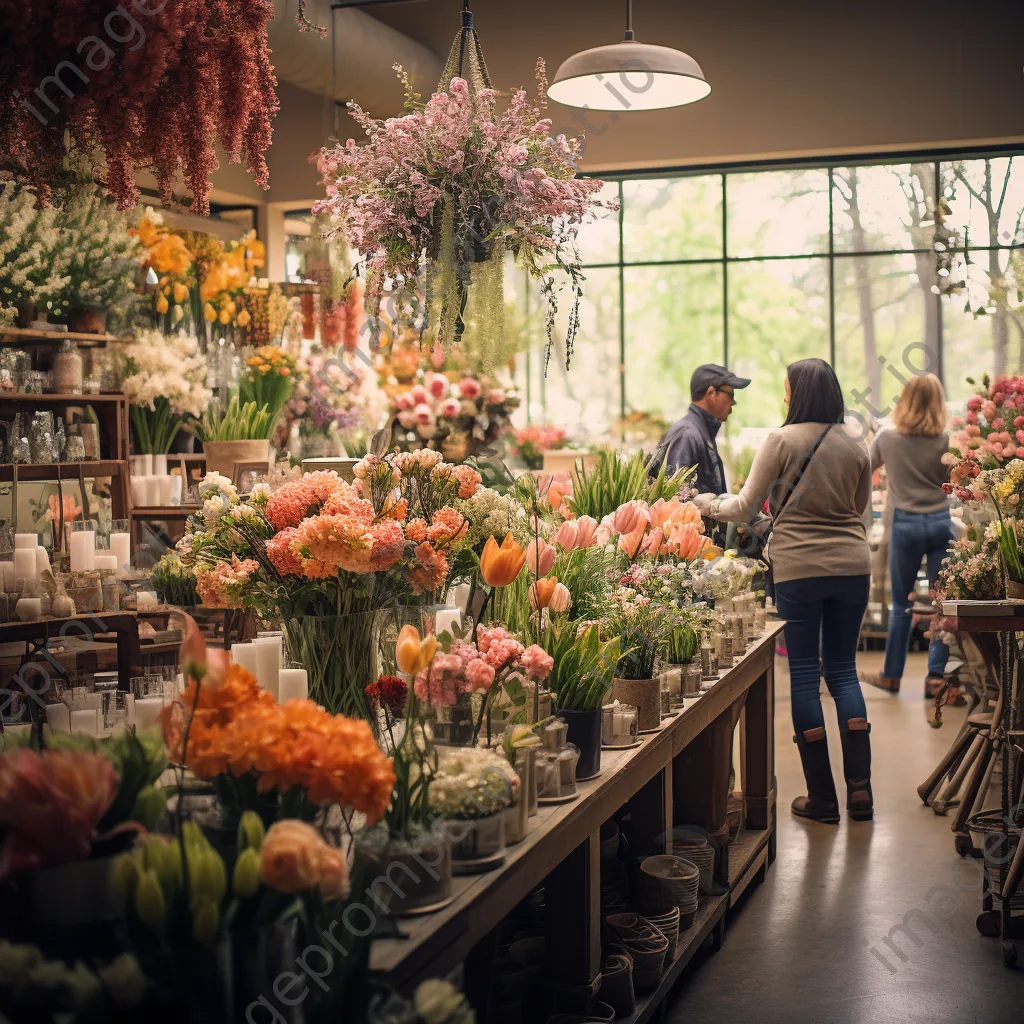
[365, 0, 1024, 172]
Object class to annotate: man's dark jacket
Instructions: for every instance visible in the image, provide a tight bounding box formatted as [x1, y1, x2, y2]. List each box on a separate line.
[656, 403, 727, 495]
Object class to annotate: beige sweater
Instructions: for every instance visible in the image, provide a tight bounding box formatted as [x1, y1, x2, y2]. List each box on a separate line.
[714, 422, 872, 583]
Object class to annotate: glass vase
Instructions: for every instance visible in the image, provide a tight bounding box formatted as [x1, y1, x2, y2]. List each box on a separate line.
[284, 610, 389, 720]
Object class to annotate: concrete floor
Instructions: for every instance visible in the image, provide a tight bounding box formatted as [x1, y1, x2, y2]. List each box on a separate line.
[670, 648, 1024, 1024]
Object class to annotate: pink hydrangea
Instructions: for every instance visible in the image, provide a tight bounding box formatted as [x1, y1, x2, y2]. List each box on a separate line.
[465, 659, 496, 692]
[520, 644, 553, 681]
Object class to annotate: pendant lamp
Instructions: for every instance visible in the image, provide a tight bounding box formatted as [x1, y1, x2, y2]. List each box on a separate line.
[548, 0, 710, 111]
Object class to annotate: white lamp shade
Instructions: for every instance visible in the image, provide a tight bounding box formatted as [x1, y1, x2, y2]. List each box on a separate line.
[548, 41, 710, 111]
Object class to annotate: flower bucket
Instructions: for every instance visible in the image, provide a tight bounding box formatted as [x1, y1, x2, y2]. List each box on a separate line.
[446, 812, 506, 874]
[561, 707, 602, 780]
[202, 438, 270, 480]
[612, 677, 661, 733]
[354, 825, 454, 916]
[24, 856, 124, 939]
[285, 610, 389, 719]
[233, 921, 300, 1021]
[505, 760, 530, 845]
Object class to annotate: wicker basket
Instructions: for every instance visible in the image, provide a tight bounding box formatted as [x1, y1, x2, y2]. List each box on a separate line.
[645, 906, 680, 961]
[598, 951, 635, 1018]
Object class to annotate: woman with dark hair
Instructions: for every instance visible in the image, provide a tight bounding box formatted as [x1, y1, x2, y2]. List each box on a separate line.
[695, 358, 874, 824]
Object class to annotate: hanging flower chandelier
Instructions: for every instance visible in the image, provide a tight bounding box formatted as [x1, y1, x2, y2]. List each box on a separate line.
[313, 2, 613, 371]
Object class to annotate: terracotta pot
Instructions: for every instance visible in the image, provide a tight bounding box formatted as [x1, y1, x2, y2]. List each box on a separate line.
[67, 308, 108, 334]
[202, 438, 270, 480]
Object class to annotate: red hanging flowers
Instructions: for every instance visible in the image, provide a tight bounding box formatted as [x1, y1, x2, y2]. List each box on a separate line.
[0, 1, 278, 213]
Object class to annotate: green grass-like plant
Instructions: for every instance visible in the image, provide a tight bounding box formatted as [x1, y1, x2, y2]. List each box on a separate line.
[568, 449, 694, 520]
[542, 621, 622, 712]
[194, 395, 274, 443]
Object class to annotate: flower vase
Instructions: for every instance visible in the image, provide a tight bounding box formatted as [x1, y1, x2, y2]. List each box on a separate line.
[152, 453, 168, 476]
[612, 677, 662, 733]
[561, 707, 602, 780]
[447, 813, 506, 874]
[354, 823, 453, 916]
[432, 692, 477, 747]
[284, 611, 388, 720]
[505, 765, 530, 845]
[233, 921, 300, 1021]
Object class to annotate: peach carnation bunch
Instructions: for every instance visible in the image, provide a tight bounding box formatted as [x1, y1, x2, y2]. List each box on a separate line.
[163, 661, 395, 822]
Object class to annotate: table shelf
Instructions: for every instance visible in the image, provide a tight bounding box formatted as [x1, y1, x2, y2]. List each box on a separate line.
[371, 623, 781, 1015]
[0, 327, 128, 347]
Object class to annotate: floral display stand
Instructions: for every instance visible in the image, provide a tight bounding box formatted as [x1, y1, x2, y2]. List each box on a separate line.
[370, 623, 781, 1018]
[940, 601, 1024, 968]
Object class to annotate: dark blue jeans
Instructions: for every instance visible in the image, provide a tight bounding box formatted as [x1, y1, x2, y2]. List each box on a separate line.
[883, 507, 953, 679]
[775, 574, 870, 735]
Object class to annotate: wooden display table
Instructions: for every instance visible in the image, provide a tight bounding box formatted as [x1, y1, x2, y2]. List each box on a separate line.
[372, 624, 780, 1019]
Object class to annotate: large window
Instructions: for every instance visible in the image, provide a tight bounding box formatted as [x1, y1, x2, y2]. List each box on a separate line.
[517, 154, 1024, 443]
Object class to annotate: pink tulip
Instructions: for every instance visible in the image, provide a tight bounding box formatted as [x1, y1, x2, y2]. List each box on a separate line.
[613, 500, 648, 535]
[642, 526, 665, 557]
[525, 538, 556, 577]
[575, 515, 599, 548]
[548, 582, 572, 613]
[553, 520, 579, 550]
[594, 524, 612, 546]
[618, 522, 648, 559]
[648, 498, 677, 530]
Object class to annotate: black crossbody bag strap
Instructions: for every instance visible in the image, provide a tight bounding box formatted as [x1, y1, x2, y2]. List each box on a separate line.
[772, 424, 833, 526]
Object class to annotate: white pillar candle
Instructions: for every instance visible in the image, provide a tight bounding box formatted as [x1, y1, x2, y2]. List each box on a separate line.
[136, 591, 158, 611]
[110, 532, 131, 573]
[278, 668, 308, 703]
[15, 597, 41, 621]
[14, 548, 37, 582]
[134, 696, 164, 732]
[231, 642, 258, 677]
[158, 475, 175, 506]
[45, 703, 71, 733]
[69, 529, 96, 572]
[252, 638, 281, 701]
[434, 607, 462, 637]
[130, 477, 147, 506]
[169, 474, 183, 505]
[70, 708, 100, 735]
[152, 454, 168, 476]
[1, 562, 14, 591]
[94, 554, 118, 572]
[34, 547, 50, 576]
[14, 533, 36, 550]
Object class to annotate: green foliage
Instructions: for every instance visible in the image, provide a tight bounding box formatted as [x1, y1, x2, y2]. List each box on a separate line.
[542, 621, 621, 711]
[152, 552, 199, 607]
[667, 621, 700, 664]
[195, 395, 274, 442]
[568, 449, 693, 520]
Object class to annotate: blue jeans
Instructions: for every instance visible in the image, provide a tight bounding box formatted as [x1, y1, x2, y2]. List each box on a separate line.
[883, 508, 953, 679]
[775, 575, 870, 735]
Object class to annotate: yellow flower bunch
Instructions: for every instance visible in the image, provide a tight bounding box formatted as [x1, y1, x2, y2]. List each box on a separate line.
[247, 345, 295, 378]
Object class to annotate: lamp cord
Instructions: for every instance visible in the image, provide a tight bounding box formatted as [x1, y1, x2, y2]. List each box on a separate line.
[624, 0, 634, 40]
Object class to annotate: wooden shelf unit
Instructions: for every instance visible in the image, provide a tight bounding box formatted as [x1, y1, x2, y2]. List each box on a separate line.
[0, 461, 131, 520]
[0, 327, 128, 348]
[372, 624, 781, 1022]
[0, 391, 130, 461]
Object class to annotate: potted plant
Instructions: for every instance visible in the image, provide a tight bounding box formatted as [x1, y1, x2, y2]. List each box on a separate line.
[429, 745, 518, 875]
[239, 345, 297, 441]
[116, 328, 212, 475]
[152, 552, 200, 609]
[605, 589, 668, 733]
[194, 395, 274, 480]
[541, 621, 621, 780]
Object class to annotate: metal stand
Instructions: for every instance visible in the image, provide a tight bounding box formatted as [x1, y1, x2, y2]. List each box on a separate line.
[948, 606, 1024, 967]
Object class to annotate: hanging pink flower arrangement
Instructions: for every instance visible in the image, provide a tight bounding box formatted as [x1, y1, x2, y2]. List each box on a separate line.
[0, 0, 278, 213]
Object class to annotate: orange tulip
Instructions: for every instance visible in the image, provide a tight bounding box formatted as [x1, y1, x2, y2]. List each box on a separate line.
[395, 625, 437, 675]
[529, 575, 559, 610]
[480, 534, 526, 587]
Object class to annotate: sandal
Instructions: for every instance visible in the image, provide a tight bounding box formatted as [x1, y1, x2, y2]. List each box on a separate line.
[860, 672, 900, 693]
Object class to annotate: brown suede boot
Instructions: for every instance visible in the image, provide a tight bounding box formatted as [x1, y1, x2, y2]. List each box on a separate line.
[859, 672, 900, 693]
[839, 718, 873, 821]
[792, 727, 840, 824]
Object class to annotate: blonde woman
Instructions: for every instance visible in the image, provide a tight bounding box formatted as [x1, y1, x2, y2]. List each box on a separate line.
[862, 373, 951, 697]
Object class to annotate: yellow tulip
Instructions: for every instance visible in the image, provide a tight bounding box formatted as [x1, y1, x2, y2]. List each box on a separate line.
[236, 309, 251, 328]
[395, 625, 437, 675]
[218, 308, 231, 325]
[480, 534, 527, 588]
[155, 293, 169, 315]
[203, 302, 217, 323]
[172, 282, 188, 303]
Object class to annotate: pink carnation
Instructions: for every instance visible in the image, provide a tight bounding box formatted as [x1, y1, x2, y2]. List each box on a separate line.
[520, 644, 554, 681]
[465, 659, 496, 692]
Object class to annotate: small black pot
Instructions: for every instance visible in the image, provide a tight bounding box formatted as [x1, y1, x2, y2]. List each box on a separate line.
[561, 707, 602, 780]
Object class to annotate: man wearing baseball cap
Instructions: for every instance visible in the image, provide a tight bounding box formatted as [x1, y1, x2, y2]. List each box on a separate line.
[653, 363, 751, 495]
